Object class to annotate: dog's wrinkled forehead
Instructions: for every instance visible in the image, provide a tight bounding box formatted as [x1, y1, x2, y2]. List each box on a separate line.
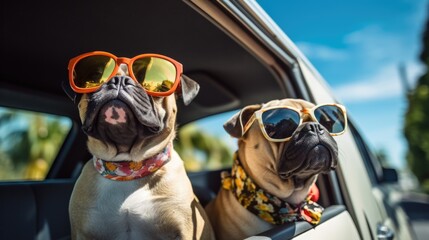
[262, 99, 315, 110]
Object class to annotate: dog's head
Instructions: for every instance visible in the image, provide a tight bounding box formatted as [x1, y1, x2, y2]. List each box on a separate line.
[65, 54, 199, 161]
[224, 99, 345, 204]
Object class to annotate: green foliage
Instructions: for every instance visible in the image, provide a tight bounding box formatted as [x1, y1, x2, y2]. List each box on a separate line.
[175, 123, 234, 171]
[0, 108, 71, 180]
[404, 18, 429, 193]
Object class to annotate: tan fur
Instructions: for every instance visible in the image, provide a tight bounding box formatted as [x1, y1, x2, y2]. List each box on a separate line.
[69, 72, 214, 239]
[205, 99, 319, 240]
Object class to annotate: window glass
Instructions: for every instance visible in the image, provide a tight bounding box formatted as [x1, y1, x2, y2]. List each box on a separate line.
[175, 111, 237, 172]
[348, 121, 383, 184]
[0, 107, 72, 181]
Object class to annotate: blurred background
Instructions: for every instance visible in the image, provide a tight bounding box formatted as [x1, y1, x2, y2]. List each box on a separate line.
[1, 0, 428, 197]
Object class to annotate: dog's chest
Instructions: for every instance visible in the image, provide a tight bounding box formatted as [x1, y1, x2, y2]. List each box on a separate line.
[96, 179, 156, 215]
[86, 177, 186, 239]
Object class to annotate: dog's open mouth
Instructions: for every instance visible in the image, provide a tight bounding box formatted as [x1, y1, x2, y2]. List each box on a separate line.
[83, 89, 165, 136]
[94, 99, 139, 148]
[99, 100, 133, 127]
[82, 93, 166, 152]
[82, 98, 137, 132]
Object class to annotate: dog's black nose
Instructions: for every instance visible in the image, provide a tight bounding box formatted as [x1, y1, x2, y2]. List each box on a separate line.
[302, 122, 325, 135]
[107, 76, 136, 89]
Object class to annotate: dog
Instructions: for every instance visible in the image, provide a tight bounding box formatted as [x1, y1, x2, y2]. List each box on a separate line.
[67, 53, 214, 240]
[205, 98, 345, 239]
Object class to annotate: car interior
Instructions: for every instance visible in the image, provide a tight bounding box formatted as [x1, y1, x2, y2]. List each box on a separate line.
[0, 0, 348, 239]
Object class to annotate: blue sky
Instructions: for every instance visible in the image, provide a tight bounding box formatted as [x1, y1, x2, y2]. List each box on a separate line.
[258, 0, 428, 169]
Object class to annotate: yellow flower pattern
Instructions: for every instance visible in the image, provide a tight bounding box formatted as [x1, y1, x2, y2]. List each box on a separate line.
[94, 143, 172, 181]
[105, 162, 117, 171]
[259, 211, 275, 224]
[255, 202, 274, 212]
[246, 178, 256, 192]
[256, 190, 269, 203]
[129, 161, 143, 171]
[222, 153, 324, 225]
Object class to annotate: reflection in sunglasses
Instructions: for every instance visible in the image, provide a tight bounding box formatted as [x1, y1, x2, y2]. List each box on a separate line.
[262, 109, 300, 139]
[242, 104, 346, 142]
[264, 117, 299, 139]
[136, 58, 176, 93]
[74, 56, 115, 88]
[315, 107, 345, 133]
[68, 51, 183, 96]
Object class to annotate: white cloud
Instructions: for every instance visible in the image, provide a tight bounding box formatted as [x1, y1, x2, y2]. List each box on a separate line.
[333, 61, 425, 103]
[333, 64, 401, 102]
[294, 2, 427, 104]
[344, 25, 417, 65]
[296, 42, 349, 60]
[328, 19, 426, 103]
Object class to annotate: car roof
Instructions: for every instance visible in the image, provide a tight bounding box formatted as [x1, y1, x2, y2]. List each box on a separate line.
[1, 0, 303, 124]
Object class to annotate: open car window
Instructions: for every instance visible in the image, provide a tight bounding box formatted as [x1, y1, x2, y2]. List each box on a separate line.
[178, 111, 363, 239]
[175, 111, 237, 172]
[0, 106, 72, 181]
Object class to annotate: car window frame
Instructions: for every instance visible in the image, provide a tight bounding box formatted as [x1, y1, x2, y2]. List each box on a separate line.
[348, 120, 384, 185]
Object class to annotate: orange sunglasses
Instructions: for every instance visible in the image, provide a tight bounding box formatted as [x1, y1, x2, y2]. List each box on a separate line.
[68, 51, 183, 96]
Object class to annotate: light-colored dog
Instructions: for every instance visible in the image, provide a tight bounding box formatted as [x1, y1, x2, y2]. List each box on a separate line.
[68, 62, 214, 239]
[206, 98, 343, 239]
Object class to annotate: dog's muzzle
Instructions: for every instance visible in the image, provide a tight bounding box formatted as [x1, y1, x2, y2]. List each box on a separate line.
[82, 76, 164, 141]
[278, 122, 338, 180]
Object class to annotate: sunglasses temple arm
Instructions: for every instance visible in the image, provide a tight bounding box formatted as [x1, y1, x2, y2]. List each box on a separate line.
[62, 80, 80, 104]
[242, 114, 256, 136]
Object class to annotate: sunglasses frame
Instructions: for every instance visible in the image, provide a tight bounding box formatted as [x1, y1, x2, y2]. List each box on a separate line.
[68, 51, 183, 97]
[242, 103, 347, 142]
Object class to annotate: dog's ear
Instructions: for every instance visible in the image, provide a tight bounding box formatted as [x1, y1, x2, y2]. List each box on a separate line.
[178, 75, 200, 106]
[223, 104, 261, 138]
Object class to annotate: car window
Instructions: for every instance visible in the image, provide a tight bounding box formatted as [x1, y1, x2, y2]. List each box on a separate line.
[175, 111, 237, 172]
[348, 121, 383, 185]
[0, 106, 72, 181]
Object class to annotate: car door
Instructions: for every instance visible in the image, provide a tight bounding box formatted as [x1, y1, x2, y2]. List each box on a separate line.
[300, 58, 394, 239]
[349, 122, 415, 240]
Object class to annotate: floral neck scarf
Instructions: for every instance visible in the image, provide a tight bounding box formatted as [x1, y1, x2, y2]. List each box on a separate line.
[93, 143, 171, 181]
[222, 152, 324, 225]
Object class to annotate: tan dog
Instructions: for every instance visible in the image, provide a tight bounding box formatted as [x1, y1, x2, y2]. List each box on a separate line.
[206, 98, 346, 239]
[67, 54, 214, 239]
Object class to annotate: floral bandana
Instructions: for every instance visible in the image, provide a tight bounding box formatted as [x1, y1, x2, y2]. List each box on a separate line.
[93, 143, 172, 181]
[222, 152, 324, 225]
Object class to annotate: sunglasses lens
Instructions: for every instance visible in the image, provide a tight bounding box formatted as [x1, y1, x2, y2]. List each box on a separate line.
[132, 57, 177, 93]
[73, 56, 115, 88]
[261, 108, 300, 140]
[314, 105, 346, 134]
